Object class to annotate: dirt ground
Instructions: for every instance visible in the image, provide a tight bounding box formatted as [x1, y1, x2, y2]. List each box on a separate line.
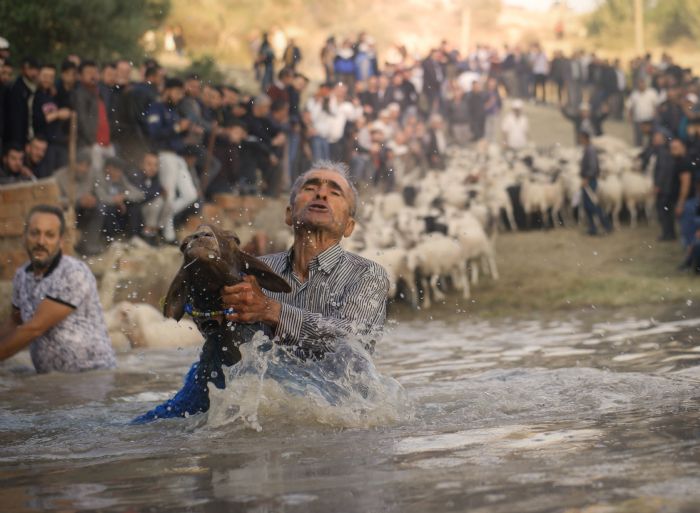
[442, 224, 697, 318]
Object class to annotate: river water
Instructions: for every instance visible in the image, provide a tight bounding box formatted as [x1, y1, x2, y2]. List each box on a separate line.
[1, 304, 700, 513]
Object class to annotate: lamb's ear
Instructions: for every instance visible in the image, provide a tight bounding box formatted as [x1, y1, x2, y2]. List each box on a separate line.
[163, 267, 190, 321]
[239, 251, 292, 293]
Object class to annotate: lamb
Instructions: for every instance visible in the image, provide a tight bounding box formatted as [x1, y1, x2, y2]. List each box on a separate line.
[597, 173, 624, 229]
[407, 233, 469, 308]
[446, 209, 499, 284]
[620, 170, 655, 227]
[360, 246, 417, 305]
[105, 301, 203, 351]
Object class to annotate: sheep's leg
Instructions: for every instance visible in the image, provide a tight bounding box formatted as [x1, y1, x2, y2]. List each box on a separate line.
[430, 273, 446, 301]
[612, 203, 621, 230]
[627, 199, 637, 228]
[421, 276, 432, 309]
[487, 251, 499, 280]
[644, 196, 655, 225]
[459, 265, 471, 299]
[470, 260, 480, 285]
[404, 278, 419, 309]
[506, 206, 517, 232]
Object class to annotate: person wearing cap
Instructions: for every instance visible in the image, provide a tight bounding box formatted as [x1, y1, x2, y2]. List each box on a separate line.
[501, 99, 529, 150]
[146, 77, 199, 242]
[4, 56, 39, 147]
[73, 60, 116, 174]
[96, 156, 145, 241]
[54, 148, 103, 255]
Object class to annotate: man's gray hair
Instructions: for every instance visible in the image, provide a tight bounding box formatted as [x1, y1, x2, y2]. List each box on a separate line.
[289, 160, 359, 217]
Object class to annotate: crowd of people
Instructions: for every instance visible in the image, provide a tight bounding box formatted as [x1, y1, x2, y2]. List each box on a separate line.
[0, 32, 699, 270]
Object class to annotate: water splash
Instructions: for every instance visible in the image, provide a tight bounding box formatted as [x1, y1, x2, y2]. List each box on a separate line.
[206, 332, 412, 430]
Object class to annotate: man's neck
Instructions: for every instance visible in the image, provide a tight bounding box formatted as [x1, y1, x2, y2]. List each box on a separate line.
[291, 229, 340, 281]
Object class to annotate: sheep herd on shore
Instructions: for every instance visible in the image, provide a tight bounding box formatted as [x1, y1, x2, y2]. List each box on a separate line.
[102, 136, 653, 350]
[345, 136, 653, 308]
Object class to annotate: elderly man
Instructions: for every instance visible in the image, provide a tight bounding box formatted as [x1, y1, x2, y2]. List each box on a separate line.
[0, 205, 115, 372]
[133, 160, 389, 422]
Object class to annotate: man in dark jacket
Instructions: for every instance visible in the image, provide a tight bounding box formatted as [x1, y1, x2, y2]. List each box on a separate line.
[422, 50, 444, 114]
[146, 78, 198, 243]
[561, 102, 609, 144]
[23, 136, 49, 178]
[73, 60, 115, 172]
[4, 56, 39, 147]
[645, 134, 693, 241]
[0, 143, 34, 184]
[33, 63, 71, 175]
[580, 129, 612, 236]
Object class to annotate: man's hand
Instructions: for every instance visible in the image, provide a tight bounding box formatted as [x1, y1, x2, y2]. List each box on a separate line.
[20, 166, 35, 179]
[675, 203, 684, 218]
[222, 276, 281, 326]
[78, 193, 97, 209]
[272, 133, 286, 146]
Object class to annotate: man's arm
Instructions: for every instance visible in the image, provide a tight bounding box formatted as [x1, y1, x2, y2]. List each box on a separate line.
[0, 299, 74, 361]
[676, 170, 692, 217]
[0, 307, 22, 339]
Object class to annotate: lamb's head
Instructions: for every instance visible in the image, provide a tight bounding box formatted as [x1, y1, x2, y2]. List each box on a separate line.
[163, 224, 291, 321]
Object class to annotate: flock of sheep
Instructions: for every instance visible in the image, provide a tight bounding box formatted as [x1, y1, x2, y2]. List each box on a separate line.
[345, 136, 654, 308]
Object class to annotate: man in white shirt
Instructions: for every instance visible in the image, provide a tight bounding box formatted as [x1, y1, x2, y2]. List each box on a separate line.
[501, 99, 529, 150]
[627, 79, 660, 147]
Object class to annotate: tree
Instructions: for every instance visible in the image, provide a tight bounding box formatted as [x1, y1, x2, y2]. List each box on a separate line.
[0, 0, 170, 64]
[653, 0, 700, 44]
[586, 0, 700, 46]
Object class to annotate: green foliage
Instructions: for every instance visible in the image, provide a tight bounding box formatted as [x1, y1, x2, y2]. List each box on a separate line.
[182, 55, 224, 84]
[586, 0, 700, 45]
[653, 0, 700, 44]
[0, 0, 170, 64]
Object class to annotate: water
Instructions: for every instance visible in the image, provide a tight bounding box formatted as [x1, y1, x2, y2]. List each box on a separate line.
[1, 305, 700, 512]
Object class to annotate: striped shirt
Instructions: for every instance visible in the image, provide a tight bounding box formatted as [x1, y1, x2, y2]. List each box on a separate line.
[260, 244, 389, 359]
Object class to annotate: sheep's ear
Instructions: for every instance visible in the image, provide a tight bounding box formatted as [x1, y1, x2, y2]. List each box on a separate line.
[163, 267, 190, 321]
[239, 251, 291, 293]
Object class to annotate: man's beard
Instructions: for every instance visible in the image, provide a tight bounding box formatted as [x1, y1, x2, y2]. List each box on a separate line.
[28, 244, 59, 269]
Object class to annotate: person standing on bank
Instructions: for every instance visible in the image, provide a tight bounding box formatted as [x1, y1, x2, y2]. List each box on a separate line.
[580, 129, 612, 236]
[0, 205, 115, 373]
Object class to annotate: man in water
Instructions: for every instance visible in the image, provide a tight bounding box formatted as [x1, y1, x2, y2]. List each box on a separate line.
[0, 205, 116, 372]
[134, 160, 389, 422]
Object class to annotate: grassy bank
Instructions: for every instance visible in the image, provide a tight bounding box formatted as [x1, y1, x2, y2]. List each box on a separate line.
[416, 224, 697, 319]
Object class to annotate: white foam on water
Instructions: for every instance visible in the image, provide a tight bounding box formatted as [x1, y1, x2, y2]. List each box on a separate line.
[206, 332, 413, 431]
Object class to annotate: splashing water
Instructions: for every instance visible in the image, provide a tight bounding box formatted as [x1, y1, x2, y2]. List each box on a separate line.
[206, 331, 412, 431]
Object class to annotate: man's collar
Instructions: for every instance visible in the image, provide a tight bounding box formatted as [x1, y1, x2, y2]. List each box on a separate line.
[25, 250, 62, 277]
[285, 243, 344, 274]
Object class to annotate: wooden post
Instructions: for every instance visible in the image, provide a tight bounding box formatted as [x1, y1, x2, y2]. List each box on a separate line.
[201, 121, 218, 197]
[63, 111, 78, 254]
[634, 0, 645, 55]
[67, 111, 78, 208]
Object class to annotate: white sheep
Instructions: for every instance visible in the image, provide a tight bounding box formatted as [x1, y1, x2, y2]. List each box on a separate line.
[620, 170, 655, 227]
[407, 233, 469, 308]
